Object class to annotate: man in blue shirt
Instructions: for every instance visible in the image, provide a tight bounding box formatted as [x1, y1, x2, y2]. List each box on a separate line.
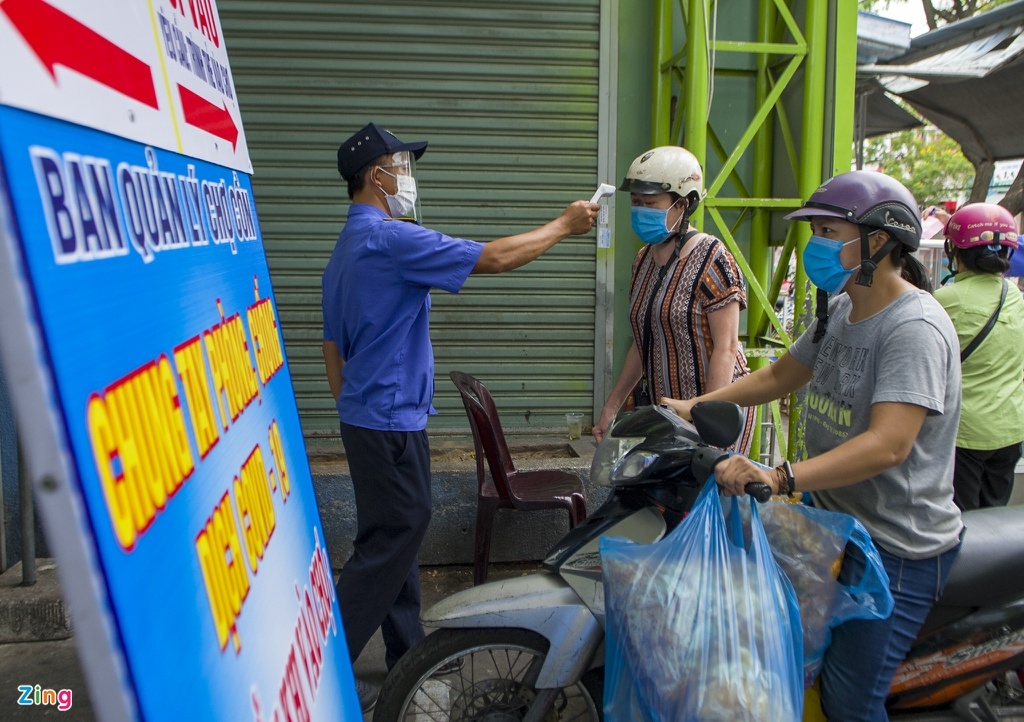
[322, 122, 597, 711]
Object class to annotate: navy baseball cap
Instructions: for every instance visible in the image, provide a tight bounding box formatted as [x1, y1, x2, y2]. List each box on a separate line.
[336, 123, 428, 181]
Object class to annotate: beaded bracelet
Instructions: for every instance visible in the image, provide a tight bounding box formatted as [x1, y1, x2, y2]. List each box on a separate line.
[774, 460, 795, 497]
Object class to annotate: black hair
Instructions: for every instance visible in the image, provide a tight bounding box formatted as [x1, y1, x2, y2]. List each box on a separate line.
[896, 250, 933, 292]
[345, 154, 389, 200]
[864, 230, 931, 292]
[955, 245, 1012, 276]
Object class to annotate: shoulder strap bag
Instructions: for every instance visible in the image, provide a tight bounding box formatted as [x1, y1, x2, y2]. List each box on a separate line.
[634, 230, 702, 405]
[960, 279, 1008, 363]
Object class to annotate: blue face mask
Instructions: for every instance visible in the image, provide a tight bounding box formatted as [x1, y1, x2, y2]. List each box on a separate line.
[803, 236, 859, 294]
[631, 203, 681, 245]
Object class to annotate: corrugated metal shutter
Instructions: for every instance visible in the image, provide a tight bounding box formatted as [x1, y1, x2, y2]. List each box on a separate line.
[219, 0, 600, 435]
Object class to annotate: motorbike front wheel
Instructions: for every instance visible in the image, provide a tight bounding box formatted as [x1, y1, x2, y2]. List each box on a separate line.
[372, 627, 604, 722]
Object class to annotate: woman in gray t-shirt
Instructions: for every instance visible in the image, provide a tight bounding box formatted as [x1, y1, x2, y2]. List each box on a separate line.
[664, 170, 963, 721]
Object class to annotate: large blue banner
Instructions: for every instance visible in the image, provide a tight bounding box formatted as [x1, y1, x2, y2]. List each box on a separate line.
[0, 103, 358, 721]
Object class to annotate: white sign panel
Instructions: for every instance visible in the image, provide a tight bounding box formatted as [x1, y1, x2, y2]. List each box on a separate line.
[0, 0, 252, 172]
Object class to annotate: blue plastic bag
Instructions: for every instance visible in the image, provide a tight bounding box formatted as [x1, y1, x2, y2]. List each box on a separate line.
[759, 500, 894, 686]
[600, 479, 804, 722]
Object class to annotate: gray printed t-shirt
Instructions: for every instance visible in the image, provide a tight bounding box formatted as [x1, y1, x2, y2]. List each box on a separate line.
[789, 290, 963, 559]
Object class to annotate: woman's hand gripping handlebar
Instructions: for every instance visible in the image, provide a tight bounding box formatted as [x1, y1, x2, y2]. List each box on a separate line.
[691, 447, 774, 502]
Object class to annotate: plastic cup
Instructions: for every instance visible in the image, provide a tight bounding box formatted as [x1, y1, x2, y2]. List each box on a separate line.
[565, 412, 584, 441]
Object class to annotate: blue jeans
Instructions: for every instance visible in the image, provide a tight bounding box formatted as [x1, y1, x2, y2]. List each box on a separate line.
[819, 539, 961, 721]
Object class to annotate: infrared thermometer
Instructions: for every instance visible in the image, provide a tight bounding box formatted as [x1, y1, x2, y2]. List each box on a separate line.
[590, 183, 616, 248]
[590, 183, 617, 204]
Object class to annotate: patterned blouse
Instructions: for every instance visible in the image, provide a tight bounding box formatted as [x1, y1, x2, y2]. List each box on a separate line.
[628, 233, 755, 452]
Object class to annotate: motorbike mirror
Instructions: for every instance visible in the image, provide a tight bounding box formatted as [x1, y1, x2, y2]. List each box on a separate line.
[688, 401, 744, 448]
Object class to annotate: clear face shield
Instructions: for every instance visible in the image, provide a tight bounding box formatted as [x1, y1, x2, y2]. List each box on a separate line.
[375, 151, 421, 223]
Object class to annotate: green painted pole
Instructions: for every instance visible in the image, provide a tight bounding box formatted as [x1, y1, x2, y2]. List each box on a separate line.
[788, 0, 829, 460]
[748, 0, 776, 348]
[832, 0, 858, 175]
[747, 0, 778, 462]
[653, 0, 673, 146]
[683, 0, 709, 229]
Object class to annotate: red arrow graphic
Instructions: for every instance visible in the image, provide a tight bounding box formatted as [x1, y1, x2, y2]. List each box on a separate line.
[1, 0, 158, 109]
[178, 84, 238, 150]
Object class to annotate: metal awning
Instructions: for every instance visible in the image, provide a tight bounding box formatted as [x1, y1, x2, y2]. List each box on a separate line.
[854, 10, 921, 141]
[855, 79, 922, 138]
[858, 1, 1024, 161]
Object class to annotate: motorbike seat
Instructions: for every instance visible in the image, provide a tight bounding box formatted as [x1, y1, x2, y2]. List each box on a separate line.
[936, 506, 1024, 609]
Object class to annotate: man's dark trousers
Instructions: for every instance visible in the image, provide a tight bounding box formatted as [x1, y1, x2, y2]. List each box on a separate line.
[336, 422, 431, 669]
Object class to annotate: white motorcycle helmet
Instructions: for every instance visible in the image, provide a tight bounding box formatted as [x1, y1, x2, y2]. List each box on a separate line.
[618, 146, 708, 209]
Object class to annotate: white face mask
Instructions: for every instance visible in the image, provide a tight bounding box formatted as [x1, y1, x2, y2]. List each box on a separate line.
[377, 168, 418, 219]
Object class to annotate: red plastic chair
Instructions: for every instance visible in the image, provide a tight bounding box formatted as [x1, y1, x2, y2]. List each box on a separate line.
[449, 371, 587, 585]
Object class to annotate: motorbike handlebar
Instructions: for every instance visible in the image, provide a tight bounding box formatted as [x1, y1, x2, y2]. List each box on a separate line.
[691, 446, 727, 485]
[691, 447, 774, 503]
[744, 482, 773, 503]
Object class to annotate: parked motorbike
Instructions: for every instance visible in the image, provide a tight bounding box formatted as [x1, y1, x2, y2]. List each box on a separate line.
[372, 402, 1024, 722]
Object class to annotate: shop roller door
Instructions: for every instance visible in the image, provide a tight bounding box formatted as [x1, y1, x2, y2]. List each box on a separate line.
[219, 0, 601, 434]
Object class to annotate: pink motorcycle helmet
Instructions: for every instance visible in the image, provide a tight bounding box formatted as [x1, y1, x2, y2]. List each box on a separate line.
[943, 203, 1019, 250]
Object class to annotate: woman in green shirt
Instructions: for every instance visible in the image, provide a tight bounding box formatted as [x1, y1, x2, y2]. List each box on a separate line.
[934, 202, 1024, 510]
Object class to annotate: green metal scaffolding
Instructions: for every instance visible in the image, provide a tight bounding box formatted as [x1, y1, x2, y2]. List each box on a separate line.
[651, 0, 857, 461]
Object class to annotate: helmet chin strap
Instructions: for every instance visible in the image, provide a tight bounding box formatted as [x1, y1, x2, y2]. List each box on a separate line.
[854, 227, 897, 287]
[942, 240, 959, 284]
[678, 207, 692, 237]
[667, 196, 693, 240]
[682, 192, 702, 227]
[812, 288, 830, 343]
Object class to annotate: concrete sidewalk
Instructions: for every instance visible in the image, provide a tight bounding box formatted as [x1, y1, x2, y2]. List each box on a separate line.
[0, 560, 543, 721]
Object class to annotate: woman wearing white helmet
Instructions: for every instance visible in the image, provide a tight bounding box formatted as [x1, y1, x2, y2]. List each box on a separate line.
[592, 145, 755, 453]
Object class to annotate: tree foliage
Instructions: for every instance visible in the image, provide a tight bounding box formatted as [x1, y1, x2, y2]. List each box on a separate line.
[864, 126, 974, 207]
[858, 0, 1024, 214]
[918, 0, 1014, 29]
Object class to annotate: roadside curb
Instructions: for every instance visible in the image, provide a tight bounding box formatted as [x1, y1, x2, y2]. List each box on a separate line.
[0, 559, 72, 643]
